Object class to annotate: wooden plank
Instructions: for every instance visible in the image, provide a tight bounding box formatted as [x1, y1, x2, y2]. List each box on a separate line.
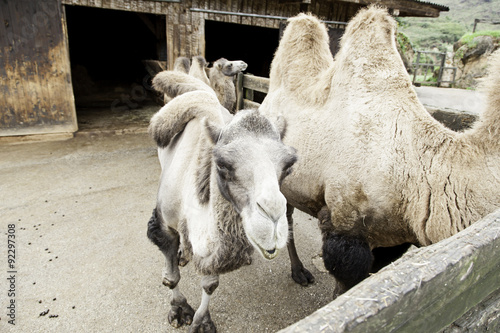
[280, 208, 500, 333]
[243, 74, 269, 93]
[243, 99, 260, 110]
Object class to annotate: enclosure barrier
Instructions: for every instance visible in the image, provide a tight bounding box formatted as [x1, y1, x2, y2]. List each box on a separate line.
[236, 73, 499, 332]
[412, 51, 457, 87]
[280, 209, 500, 332]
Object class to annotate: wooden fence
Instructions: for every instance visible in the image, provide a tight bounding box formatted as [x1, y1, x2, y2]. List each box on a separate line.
[412, 51, 457, 87]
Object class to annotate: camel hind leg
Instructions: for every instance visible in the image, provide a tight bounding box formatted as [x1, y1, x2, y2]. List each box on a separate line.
[286, 204, 315, 286]
[147, 209, 195, 327]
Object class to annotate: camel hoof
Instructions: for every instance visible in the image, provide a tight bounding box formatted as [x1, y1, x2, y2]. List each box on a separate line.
[189, 311, 216, 333]
[291, 265, 315, 286]
[168, 302, 195, 328]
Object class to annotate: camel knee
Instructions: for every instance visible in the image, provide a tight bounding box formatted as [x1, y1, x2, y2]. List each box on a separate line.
[322, 232, 373, 291]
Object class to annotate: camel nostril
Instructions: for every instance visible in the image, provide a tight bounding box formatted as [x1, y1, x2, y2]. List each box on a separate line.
[267, 248, 276, 255]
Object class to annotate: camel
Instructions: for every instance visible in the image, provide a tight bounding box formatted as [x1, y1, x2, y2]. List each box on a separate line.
[167, 56, 247, 113]
[148, 71, 297, 332]
[259, 6, 500, 292]
[208, 58, 247, 113]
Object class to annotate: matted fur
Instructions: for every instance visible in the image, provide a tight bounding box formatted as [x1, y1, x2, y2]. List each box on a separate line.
[261, 5, 500, 252]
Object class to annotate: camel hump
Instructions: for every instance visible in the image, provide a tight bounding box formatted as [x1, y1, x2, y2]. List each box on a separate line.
[483, 50, 500, 111]
[268, 12, 333, 105]
[189, 56, 211, 85]
[173, 57, 190, 73]
[152, 70, 214, 100]
[339, 5, 396, 53]
[148, 90, 223, 148]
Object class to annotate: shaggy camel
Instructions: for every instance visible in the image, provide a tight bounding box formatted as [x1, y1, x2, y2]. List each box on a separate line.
[148, 71, 297, 332]
[260, 6, 500, 292]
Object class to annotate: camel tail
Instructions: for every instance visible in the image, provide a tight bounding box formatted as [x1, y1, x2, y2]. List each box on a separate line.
[148, 91, 223, 148]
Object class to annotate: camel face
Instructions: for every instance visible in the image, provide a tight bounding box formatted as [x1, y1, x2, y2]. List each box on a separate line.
[211, 109, 297, 259]
[215, 58, 248, 76]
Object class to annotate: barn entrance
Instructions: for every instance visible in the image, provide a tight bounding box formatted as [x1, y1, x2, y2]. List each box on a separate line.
[65, 5, 166, 132]
[205, 21, 279, 79]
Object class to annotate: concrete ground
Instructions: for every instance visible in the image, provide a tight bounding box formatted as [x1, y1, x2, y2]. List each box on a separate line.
[414, 86, 485, 115]
[0, 130, 334, 333]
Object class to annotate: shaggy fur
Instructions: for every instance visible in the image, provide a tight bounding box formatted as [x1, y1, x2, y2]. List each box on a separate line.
[208, 58, 248, 113]
[260, 6, 500, 290]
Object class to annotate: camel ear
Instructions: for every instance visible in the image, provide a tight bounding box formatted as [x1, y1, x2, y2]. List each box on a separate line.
[274, 115, 287, 140]
[203, 118, 222, 145]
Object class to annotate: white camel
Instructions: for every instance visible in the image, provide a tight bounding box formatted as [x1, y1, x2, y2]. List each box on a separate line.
[260, 6, 500, 292]
[148, 71, 297, 332]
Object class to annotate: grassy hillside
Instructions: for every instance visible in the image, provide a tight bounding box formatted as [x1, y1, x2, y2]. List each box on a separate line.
[398, 0, 500, 51]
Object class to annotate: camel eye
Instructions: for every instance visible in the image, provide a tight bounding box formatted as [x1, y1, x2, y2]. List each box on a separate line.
[216, 159, 233, 178]
[282, 156, 297, 178]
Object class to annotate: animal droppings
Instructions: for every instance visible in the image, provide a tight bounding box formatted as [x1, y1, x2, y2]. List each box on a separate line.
[49, 315, 58, 318]
[39, 309, 49, 316]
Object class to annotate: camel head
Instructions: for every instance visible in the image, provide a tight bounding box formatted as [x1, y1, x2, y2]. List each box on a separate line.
[213, 58, 248, 76]
[204, 109, 296, 260]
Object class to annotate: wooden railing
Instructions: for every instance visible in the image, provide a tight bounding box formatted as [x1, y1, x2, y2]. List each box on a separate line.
[235, 73, 269, 111]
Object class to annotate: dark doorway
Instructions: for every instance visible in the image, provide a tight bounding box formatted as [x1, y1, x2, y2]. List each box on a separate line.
[205, 21, 279, 79]
[65, 5, 165, 121]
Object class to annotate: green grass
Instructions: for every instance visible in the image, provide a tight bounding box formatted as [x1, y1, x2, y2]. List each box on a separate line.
[397, 0, 500, 52]
[458, 30, 500, 45]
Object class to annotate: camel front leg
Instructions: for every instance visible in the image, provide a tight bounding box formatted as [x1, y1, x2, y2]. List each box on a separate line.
[147, 209, 195, 327]
[286, 204, 315, 286]
[190, 275, 219, 333]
